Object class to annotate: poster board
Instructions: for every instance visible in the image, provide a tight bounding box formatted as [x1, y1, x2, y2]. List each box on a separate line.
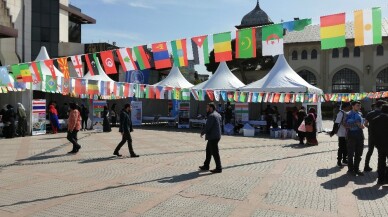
[32, 99, 46, 135]
[131, 101, 142, 126]
[92, 100, 106, 132]
[235, 103, 249, 124]
[178, 101, 190, 129]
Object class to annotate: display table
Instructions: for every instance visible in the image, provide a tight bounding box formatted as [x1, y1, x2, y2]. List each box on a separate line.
[249, 120, 267, 126]
[158, 116, 177, 126]
[190, 119, 206, 128]
[142, 116, 159, 124]
[46, 119, 68, 130]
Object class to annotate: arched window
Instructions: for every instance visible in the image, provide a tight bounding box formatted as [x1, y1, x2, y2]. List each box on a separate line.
[298, 70, 317, 86]
[292, 51, 298, 60]
[301, 50, 308, 60]
[343, 47, 349, 58]
[311, 49, 318, 59]
[332, 48, 339, 58]
[332, 68, 360, 93]
[377, 45, 384, 56]
[376, 67, 388, 91]
[354, 47, 361, 57]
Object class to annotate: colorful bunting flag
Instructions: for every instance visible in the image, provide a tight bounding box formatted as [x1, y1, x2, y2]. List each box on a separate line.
[262, 24, 284, 56]
[206, 90, 215, 101]
[11, 64, 22, 82]
[191, 35, 209, 65]
[133, 45, 151, 70]
[284, 93, 291, 103]
[45, 75, 57, 93]
[236, 28, 256, 59]
[85, 53, 99, 76]
[171, 39, 188, 67]
[19, 63, 33, 82]
[57, 57, 70, 78]
[0, 66, 11, 86]
[145, 85, 155, 99]
[100, 50, 117, 74]
[214, 90, 220, 101]
[61, 77, 71, 95]
[320, 13, 346, 49]
[239, 92, 247, 103]
[252, 92, 259, 103]
[71, 55, 84, 77]
[173, 88, 181, 100]
[155, 86, 164, 99]
[152, 42, 172, 69]
[182, 88, 190, 101]
[75, 79, 87, 95]
[354, 8, 382, 46]
[213, 32, 232, 62]
[234, 91, 240, 102]
[282, 19, 312, 32]
[273, 93, 280, 103]
[220, 91, 227, 101]
[88, 80, 99, 95]
[116, 48, 138, 72]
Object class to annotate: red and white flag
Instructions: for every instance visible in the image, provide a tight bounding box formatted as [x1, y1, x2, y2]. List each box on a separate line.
[44, 59, 56, 79]
[100, 51, 117, 74]
[116, 48, 138, 72]
[70, 55, 83, 77]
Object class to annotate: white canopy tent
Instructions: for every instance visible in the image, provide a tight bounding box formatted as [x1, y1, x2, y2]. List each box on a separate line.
[154, 66, 193, 88]
[192, 62, 245, 90]
[241, 54, 324, 131]
[82, 58, 115, 82]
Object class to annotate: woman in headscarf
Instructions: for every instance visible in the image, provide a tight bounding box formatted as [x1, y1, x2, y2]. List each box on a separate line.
[305, 107, 318, 146]
[49, 102, 59, 134]
[3, 104, 16, 138]
[16, 103, 27, 137]
[102, 105, 111, 132]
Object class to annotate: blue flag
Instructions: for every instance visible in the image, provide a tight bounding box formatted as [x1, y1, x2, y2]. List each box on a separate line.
[0, 66, 11, 86]
[220, 91, 227, 101]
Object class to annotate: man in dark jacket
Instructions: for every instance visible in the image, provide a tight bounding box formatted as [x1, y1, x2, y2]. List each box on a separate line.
[113, 104, 139, 158]
[199, 103, 222, 173]
[370, 104, 388, 185]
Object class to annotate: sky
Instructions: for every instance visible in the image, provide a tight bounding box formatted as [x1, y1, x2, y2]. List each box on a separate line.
[70, 0, 388, 75]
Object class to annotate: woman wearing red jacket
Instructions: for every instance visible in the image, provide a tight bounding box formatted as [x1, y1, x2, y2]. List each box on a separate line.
[49, 102, 59, 134]
[67, 103, 82, 153]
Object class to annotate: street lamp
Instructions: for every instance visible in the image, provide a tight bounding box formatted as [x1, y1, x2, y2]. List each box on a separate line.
[366, 65, 371, 74]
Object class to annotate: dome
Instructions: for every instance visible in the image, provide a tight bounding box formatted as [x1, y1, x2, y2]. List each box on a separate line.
[237, 1, 273, 28]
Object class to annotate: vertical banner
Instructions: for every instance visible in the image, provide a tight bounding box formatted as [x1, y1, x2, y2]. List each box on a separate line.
[92, 100, 106, 132]
[178, 101, 190, 129]
[171, 100, 179, 117]
[235, 103, 249, 124]
[131, 101, 142, 126]
[32, 99, 46, 136]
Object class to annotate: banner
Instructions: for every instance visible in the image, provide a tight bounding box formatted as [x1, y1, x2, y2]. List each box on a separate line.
[92, 100, 106, 132]
[235, 103, 249, 124]
[131, 101, 142, 126]
[32, 99, 46, 136]
[178, 101, 190, 129]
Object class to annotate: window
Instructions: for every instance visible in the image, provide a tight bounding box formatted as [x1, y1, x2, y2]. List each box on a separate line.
[377, 45, 384, 56]
[354, 47, 361, 57]
[311, 49, 318, 59]
[332, 68, 360, 93]
[301, 50, 308, 60]
[376, 67, 388, 91]
[298, 70, 317, 86]
[343, 47, 349, 58]
[292, 51, 298, 60]
[332, 48, 339, 58]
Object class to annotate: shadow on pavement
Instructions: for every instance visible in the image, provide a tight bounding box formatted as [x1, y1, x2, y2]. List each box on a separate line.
[283, 143, 314, 149]
[158, 171, 212, 184]
[316, 166, 342, 177]
[352, 185, 388, 200]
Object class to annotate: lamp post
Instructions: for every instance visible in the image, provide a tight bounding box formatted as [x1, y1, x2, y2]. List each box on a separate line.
[366, 65, 371, 74]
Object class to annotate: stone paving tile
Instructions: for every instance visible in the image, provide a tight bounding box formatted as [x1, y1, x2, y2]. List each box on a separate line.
[140, 196, 235, 217]
[0, 170, 40, 188]
[71, 162, 143, 181]
[251, 209, 313, 217]
[354, 186, 388, 217]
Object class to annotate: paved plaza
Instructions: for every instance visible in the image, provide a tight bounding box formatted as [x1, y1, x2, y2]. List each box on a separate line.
[0, 121, 387, 217]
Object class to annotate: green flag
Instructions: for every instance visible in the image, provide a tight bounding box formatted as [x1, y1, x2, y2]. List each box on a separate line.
[45, 75, 57, 93]
[236, 28, 256, 59]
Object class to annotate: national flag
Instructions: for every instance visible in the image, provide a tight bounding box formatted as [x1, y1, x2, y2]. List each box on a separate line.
[290, 94, 296, 103]
[268, 93, 275, 103]
[0, 66, 11, 86]
[198, 89, 205, 101]
[252, 92, 259, 103]
[284, 93, 291, 103]
[152, 42, 172, 69]
[236, 28, 256, 59]
[214, 90, 220, 101]
[324, 94, 331, 102]
[206, 90, 214, 101]
[106, 81, 111, 96]
[191, 89, 199, 100]
[191, 35, 209, 65]
[227, 92, 234, 102]
[145, 85, 155, 99]
[263, 93, 269, 103]
[100, 50, 117, 74]
[116, 48, 138, 72]
[88, 80, 99, 95]
[30, 61, 43, 81]
[57, 57, 70, 78]
[213, 32, 232, 62]
[100, 81, 106, 96]
[257, 93, 264, 103]
[220, 91, 227, 101]
[70, 55, 84, 77]
[173, 88, 181, 100]
[61, 77, 71, 95]
[273, 93, 280, 103]
[85, 53, 99, 75]
[234, 91, 240, 102]
[247, 92, 253, 103]
[124, 83, 130, 97]
[44, 59, 57, 79]
[262, 24, 284, 56]
[155, 86, 164, 99]
[320, 13, 346, 50]
[133, 45, 151, 70]
[19, 63, 33, 82]
[11, 64, 22, 82]
[282, 19, 312, 32]
[182, 88, 190, 101]
[118, 82, 125, 97]
[279, 93, 285, 103]
[354, 8, 382, 46]
[171, 39, 188, 67]
[45, 75, 57, 93]
[75, 79, 87, 95]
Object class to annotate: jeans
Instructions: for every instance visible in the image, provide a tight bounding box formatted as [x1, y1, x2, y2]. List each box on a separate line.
[203, 139, 222, 170]
[347, 133, 364, 172]
[338, 137, 348, 162]
[114, 132, 135, 155]
[67, 130, 80, 151]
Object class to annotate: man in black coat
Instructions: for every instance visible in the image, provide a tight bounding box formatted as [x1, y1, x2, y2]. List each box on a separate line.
[113, 104, 139, 157]
[199, 103, 223, 173]
[370, 104, 388, 185]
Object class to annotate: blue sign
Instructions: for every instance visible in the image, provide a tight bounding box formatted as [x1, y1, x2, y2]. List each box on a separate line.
[125, 70, 150, 84]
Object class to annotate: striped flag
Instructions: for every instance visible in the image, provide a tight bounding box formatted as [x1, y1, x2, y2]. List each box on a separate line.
[206, 90, 215, 101]
[182, 88, 190, 101]
[32, 100, 46, 113]
[152, 42, 172, 69]
[191, 89, 199, 100]
[116, 48, 138, 72]
[220, 91, 227, 101]
[155, 86, 164, 99]
[30, 61, 43, 82]
[191, 35, 209, 65]
[227, 92, 234, 102]
[171, 39, 188, 67]
[214, 90, 220, 101]
[320, 13, 346, 49]
[88, 80, 99, 95]
[133, 45, 151, 70]
[213, 32, 232, 62]
[354, 7, 382, 46]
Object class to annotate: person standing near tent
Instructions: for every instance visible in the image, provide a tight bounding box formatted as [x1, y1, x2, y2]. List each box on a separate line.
[49, 102, 59, 134]
[102, 105, 111, 132]
[225, 102, 233, 124]
[305, 107, 318, 146]
[330, 102, 351, 167]
[67, 103, 82, 154]
[16, 103, 27, 137]
[113, 103, 139, 157]
[80, 104, 89, 131]
[297, 106, 307, 145]
[199, 102, 223, 173]
[3, 104, 16, 138]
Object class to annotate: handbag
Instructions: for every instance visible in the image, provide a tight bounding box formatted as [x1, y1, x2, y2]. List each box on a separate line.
[298, 120, 306, 132]
[305, 124, 313, 132]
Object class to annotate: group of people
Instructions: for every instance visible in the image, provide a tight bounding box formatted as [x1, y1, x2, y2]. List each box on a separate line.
[0, 103, 27, 138]
[48, 102, 90, 134]
[331, 100, 388, 185]
[102, 103, 118, 132]
[295, 106, 318, 146]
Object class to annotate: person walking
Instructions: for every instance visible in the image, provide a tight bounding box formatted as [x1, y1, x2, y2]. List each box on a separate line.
[80, 104, 89, 131]
[370, 104, 388, 185]
[199, 102, 223, 173]
[363, 100, 386, 172]
[330, 102, 351, 167]
[49, 102, 59, 134]
[16, 102, 27, 137]
[345, 101, 365, 176]
[297, 106, 307, 145]
[113, 104, 139, 157]
[67, 103, 82, 154]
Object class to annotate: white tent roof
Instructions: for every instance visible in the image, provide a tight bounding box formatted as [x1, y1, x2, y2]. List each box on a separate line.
[154, 66, 193, 88]
[241, 55, 323, 94]
[192, 62, 245, 90]
[34, 46, 64, 77]
[82, 58, 115, 82]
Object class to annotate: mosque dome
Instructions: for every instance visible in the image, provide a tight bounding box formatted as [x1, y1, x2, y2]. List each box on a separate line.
[236, 1, 273, 29]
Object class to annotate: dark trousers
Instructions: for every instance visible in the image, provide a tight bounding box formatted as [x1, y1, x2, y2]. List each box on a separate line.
[338, 137, 348, 162]
[347, 134, 364, 172]
[17, 118, 27, 136]
[203, 139, 222, 170]
[298, 131, 305, 144]
[67, 130, 80, 151]
[111, 116, 117, 127]
[377, 148, 388, 182]
[364, 137, 375, 168]
[81, 117, 88, 129]
[114, 132, 135, 154]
